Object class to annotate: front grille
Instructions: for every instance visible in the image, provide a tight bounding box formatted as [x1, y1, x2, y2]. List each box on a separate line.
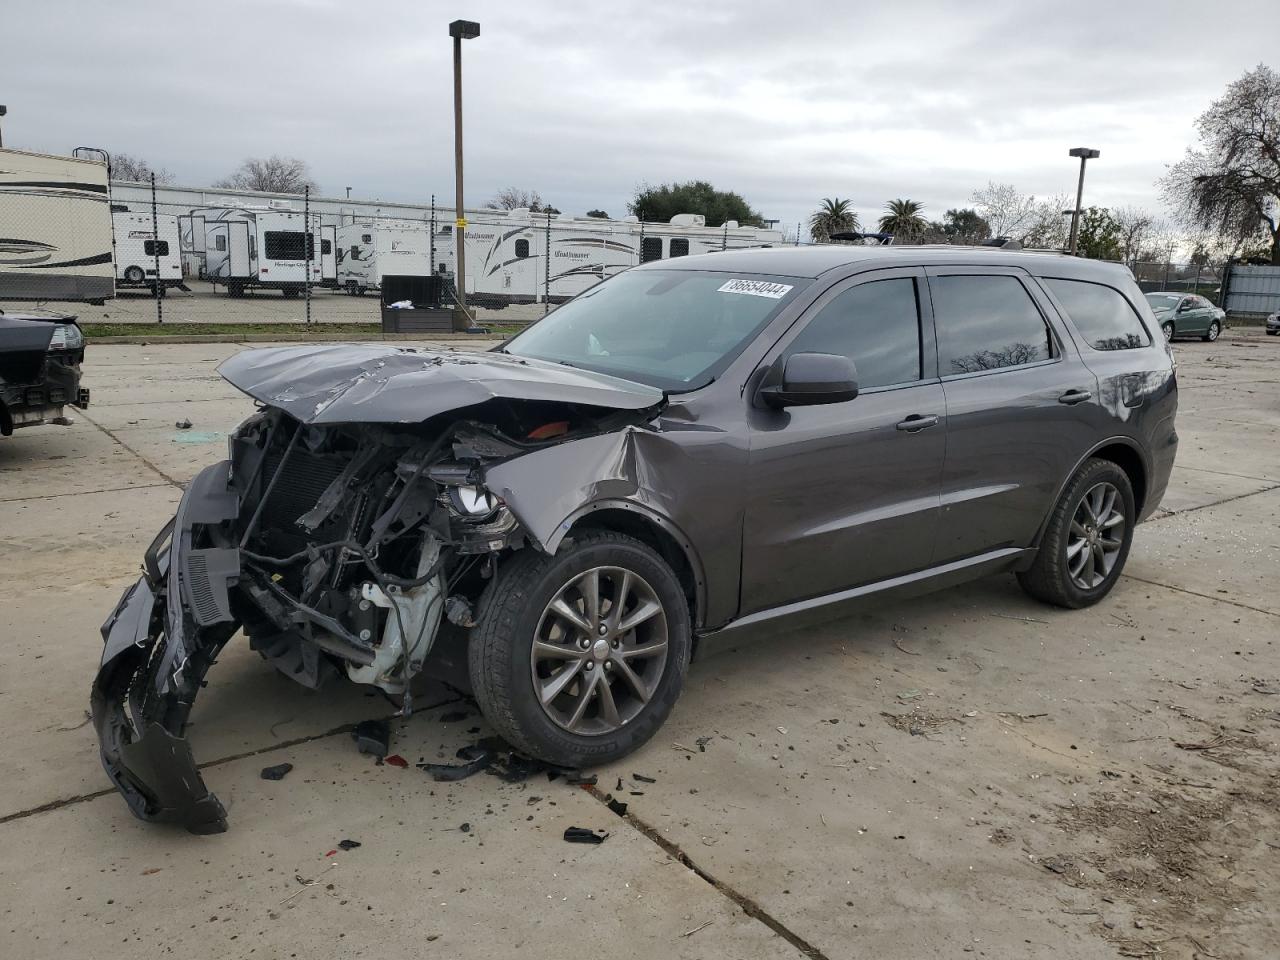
[257, 447, 350, 551]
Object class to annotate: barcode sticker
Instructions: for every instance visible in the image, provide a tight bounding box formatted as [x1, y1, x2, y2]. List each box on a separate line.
[717, 278, 793, 299]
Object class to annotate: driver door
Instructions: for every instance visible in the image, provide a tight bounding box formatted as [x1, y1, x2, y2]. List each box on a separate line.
[740, 269, 946, 614]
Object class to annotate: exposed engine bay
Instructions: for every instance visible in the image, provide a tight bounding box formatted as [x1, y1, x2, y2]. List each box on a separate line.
[92, 345, 666, 833]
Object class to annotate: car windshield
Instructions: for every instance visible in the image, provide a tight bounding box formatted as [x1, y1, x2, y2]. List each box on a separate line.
[1145, 294, 1182, 309]
[503, 269, 809, 391]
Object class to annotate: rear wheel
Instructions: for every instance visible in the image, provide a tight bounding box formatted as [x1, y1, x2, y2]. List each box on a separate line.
[1018, 458, 1135, 609]
[1202, 320, 1220, 342]
[124, 265, 145, 284]
[469, 531, 691, 767]
[1161, 320, 1175, 342]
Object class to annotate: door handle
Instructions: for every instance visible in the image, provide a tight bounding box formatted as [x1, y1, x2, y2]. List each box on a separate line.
[896, 414, 939, 432]
[1057, 389, 1093, 405]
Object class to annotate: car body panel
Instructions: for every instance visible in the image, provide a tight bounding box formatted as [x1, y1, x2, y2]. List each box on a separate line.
[0, 310, 89, 434]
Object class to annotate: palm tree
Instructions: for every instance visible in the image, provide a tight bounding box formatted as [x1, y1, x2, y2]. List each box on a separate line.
[808, 198, 860, 243]
[878, 199, 927, 241]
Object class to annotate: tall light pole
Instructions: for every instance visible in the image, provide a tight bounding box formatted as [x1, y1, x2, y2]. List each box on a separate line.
[0, 105, 7, 148]
[449, 19, 480, 328]
[1067, 147, 1100, 256]
[345, 186, 352, 199]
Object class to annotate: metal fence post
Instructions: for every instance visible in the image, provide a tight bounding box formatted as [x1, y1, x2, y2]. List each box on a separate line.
[638, 220, 644, 266]
[795, 222, 801, 247]
[150, 173, 163, 324]
[303, 186, 312, 325]
[429, 194, 436, 275]
[722, 223, 728, 252]
[543, 210, 551, 315]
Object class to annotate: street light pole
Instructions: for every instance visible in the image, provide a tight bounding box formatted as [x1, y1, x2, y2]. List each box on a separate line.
[0, 105, 7, 148]
[345, 186, 351, 199]
[1067, 147, 1100, 256]
[449, 19, 480, 329]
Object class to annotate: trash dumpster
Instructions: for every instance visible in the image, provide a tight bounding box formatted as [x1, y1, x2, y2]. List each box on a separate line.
[379, 275, 452, 333]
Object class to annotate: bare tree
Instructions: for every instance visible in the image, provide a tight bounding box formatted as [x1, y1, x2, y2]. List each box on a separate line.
[1113, 206, 1155, 264]
[1161, 64, 1280, 263]
[970, 182, 1039, 240]
[485, 186, 558, 214]
[214, 155, 317, 194]
[111, 153, 174, 184]
[1021, 195, 1072, 250]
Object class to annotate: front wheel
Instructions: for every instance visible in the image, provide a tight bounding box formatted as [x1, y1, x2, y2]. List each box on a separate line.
[1161, 321, 1175, 342]
[124, 265, 145, 284]
[1202, 320, 1220, 342]
[469, 530, 691, 767]
[1018, 458, 1136, 609]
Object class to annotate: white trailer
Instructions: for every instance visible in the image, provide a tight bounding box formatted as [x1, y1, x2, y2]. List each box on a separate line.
[0, 147, 114, 303]
[336, 222, 433, 295]
[200, 206, 324, 296]
[435, 210, 783, 305]
[320, 223, 337, 288]
[111, 208, 181, 293]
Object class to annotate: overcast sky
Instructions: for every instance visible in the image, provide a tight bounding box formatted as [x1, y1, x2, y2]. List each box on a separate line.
[6, 1, 1278, 232]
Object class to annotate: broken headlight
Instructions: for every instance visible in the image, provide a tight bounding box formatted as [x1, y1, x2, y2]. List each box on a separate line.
[447, 484, 498, 518]
[47, 324, 84, 350]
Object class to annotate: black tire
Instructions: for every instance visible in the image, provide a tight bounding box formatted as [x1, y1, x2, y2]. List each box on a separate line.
[124, 265, 145, 284]
[1161, 320, 1175, 342]
[1202, 320, 1220, 342]
[346, 281, 359, 296]
[469, 530, 692, 767]
[1017, 458, 1136, 609]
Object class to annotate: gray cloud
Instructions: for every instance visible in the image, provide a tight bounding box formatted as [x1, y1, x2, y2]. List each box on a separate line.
[5, 0, 1278, 232]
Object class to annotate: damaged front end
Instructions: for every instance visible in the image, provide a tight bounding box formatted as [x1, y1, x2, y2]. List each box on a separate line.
[92, 345, 664, 832]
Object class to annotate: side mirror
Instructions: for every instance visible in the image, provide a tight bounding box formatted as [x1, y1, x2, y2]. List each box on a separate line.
[760, 352, 859, 409]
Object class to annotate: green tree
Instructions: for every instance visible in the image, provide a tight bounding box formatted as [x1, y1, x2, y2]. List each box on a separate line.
[629, 180, 763, 227]
[808, 197, 860, 242]
[1075, 206, 1122, 260]
[877, 199, 927, 240]
[1161, 64, 1280, 264]
[941, 208, 991, 244]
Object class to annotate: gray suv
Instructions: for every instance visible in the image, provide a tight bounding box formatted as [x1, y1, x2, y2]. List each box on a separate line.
[94, 246, 1177, 832]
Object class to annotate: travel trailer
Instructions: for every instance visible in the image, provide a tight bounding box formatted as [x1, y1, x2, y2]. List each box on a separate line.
[200, 206, 324, 296]
[0, 147, 113, 303]
[335, 222, 433, 295]
[436, 210, 783, 305]
[319, 223, 337, 288]
[111, 208, 181, 294]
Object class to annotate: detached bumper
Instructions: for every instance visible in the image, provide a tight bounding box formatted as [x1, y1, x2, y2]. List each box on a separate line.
[90, 463, 241, 834]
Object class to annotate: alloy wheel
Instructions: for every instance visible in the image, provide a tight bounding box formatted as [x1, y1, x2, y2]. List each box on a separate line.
[1162, 322, 1174, 342]
[1207, 322, 1220, 341]
[530, 565, 669, 735]
[1066, 481, 1126, 590]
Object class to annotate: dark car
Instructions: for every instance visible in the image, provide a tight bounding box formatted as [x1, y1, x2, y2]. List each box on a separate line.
[0, 309, 89, 435]
[1143, 292, 1224, 342]
[94, 246, 1177, 832]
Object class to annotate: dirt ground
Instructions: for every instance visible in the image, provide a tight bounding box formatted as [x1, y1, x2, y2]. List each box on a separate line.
[0, 330, 1277, 960]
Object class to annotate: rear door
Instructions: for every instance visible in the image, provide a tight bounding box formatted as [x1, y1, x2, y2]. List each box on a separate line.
[741, 268, 946, 613]
[228, 221, 250, 277]
[927, 267, 1101, 563]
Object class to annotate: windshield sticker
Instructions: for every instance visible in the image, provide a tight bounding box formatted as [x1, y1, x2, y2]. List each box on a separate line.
[717, 278, 793, 299]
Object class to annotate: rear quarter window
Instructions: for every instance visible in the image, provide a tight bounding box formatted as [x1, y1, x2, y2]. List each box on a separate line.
[1043, 278, 1151, 351]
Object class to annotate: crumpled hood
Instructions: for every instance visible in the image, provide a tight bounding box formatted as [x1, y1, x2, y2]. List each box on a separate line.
[218, 344, 665, 424]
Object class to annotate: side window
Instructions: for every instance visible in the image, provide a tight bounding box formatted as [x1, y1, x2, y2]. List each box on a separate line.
[214, 235, 227, 252]
[785, 278, 922, 389]
[362, 233, 373, 244]
[321, 239, 332, 255]
[669, 238, 690, 258]
[640, 237, 662, 262]
[143, 240, 169, 256]
[932, 275, 1056, 375]
[1042, 278, 1151, 351]
[515, 238, 530, 258]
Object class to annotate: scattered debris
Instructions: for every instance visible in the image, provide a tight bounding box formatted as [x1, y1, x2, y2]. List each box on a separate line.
[352, 719, 390, 758]
[632, 773, 656, 784]
[606, 797, 629, 816]
[566, 772, 598, 786]
[892, 636, 922, 656]
[260, 762, 293, 781]
[1041, 855, 1074, 875]
[419, 744, 494, 781]
[1174, 735, 1230, 751]
[996, 712, 1049, 722]
[337, 839, 361, 850]
[880, 710, 964, 736]
[563, 827, 607, 845]
[991, 612, 1049, 624]
[695, 735, 713, 752]
[384, 754, 409, 768]
[1250, 678, 1280, 696]
[672, 742, 698, 754]
[279, 863, 337, 904]
[174, 418, 192, 429]
[680, 919, 715, 938]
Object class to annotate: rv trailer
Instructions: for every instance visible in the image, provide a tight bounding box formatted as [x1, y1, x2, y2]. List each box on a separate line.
[199, 206, 324, 296]
[0, 147, 114, 303]
[111, 208, 181, 294]
[336, 222, 433, 295]
[319, 223, 337, 288]
[435, 210, 784, 305]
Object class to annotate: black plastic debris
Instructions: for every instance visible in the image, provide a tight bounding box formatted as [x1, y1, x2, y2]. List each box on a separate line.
[337, 839, 361, 850]
[606, 797, 629, 817]
[419, 744, 494, 782]
[564, 827, 607, 845]
[175, 419, 192, 430]
[696, 736, 712, 752]
[352, 719, 391, 758]
[632, 773, 656, 784]
[460, 822, 471, 833]
[260, 762, 293, 781]
[566, 773, 597, 786]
